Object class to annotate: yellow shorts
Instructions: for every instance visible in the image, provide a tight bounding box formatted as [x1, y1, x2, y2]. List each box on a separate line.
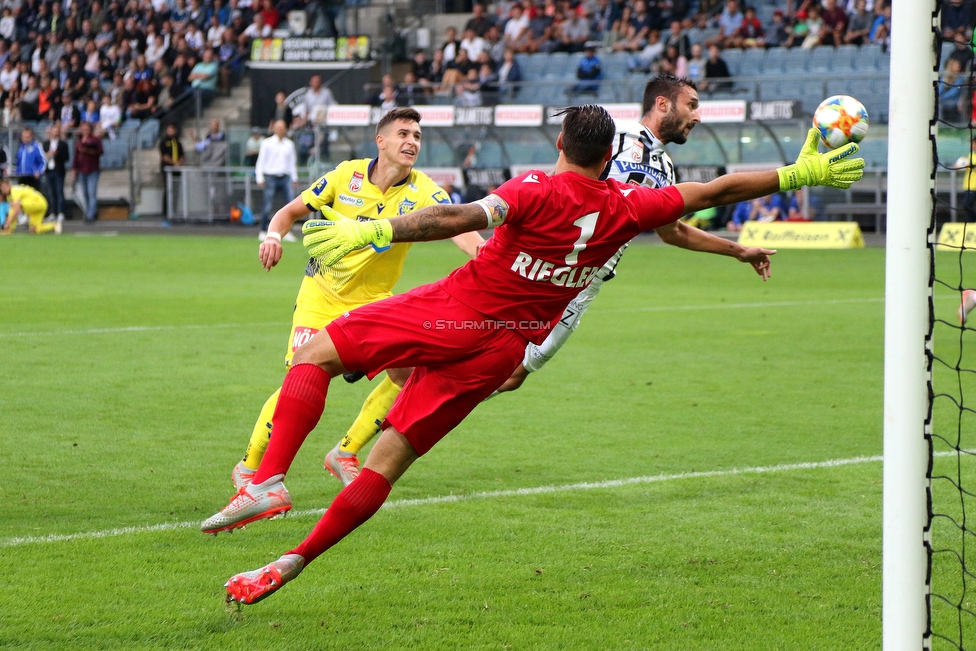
[23, 196, 49, 225]
[285, 275, 390, 366]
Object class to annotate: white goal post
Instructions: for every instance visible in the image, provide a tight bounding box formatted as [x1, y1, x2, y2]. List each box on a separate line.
[882, 0, 936, 649]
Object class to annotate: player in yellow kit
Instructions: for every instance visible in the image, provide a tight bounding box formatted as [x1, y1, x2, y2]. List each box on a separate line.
[0, 179, 62, 234]
[228, 107, 483, 497]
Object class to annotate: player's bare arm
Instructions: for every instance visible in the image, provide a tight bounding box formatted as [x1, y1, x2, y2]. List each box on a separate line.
[655, 219, 776, 281]
[675, 171, 781, 216]
[259, 196, 309, 271]
[449, 231, 485, 258]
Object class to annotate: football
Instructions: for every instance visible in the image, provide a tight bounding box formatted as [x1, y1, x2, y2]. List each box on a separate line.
[813, 95, 869, 149]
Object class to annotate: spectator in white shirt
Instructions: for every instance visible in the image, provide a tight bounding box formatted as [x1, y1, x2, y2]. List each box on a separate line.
[206, 15, 226, 48]
[459, 27, 485, 60]
[185, 23, 205, 51]
[242, 13, 271, 43]
[97, 94, 121, 138]
[254, 119, 298, 241]
[0, 60, 17, 91]
[503, 3, 530, 47]
[145, 34, 168, 65]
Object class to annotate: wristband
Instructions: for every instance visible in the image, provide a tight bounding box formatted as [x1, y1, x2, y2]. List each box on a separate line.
[265, 231, 282, 242]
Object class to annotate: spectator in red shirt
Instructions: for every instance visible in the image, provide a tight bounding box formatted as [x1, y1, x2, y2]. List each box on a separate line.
[72, 121, 103, 222]
[732, 6, 765, 49]
[820, 0, 849, 46]
[258, 0, 280, 29]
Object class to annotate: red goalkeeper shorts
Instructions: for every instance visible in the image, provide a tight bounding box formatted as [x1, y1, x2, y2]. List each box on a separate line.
[326, 283, 526, 456]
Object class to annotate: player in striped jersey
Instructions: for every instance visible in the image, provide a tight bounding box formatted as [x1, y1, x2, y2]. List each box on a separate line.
[495, 73, 710, 392]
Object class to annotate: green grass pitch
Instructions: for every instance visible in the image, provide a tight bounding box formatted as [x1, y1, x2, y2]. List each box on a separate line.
[0, 233, 958, 650]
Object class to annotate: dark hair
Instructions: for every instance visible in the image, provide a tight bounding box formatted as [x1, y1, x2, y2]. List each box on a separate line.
[554, 104, 615, 167]
[641, 72, 697, 116]
[375, 106, 422, 135]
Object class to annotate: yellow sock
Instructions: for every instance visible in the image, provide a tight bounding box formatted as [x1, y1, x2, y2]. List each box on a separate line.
[241, 388, 280, 470]
[339, 375, 402, 454]
[34, 221, 55, 234]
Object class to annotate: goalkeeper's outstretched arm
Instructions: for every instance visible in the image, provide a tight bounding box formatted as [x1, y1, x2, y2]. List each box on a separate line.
[676, 127, 864, 215]
[389, 201, 497, 243]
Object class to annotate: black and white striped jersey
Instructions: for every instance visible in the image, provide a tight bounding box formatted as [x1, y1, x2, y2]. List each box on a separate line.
[601, 119, 675, 190]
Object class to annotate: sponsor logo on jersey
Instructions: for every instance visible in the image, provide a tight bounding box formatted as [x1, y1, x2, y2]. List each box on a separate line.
[611, 161, 671, 188]
[509, 251, 600, 288]
[522, 173, 540, 184]
[432, 190, 451, 204]
[292, 326, 319, 352]
[409, 182, 418, 191]
[397, 199, 417, 215]
[620, 188, 635, 197]
[310, 175, 328, 196]
[349, 171, 364, 193]
[337, 193, 365, 207]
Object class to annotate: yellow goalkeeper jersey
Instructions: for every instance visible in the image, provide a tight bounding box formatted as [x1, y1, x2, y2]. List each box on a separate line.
[9, 184, 48, 216]
[300, 157, 450, 306]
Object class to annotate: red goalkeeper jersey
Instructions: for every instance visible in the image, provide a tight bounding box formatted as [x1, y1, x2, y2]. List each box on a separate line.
[438, 169, 685, 343]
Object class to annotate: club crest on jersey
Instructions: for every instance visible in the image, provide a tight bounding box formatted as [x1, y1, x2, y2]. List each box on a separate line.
[397, 199, 417, 215]
[310, 175, 328, 196]
[349, 171, 364, 193]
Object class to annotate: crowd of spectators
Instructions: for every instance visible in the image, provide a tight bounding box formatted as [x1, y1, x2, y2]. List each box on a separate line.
[371, 0, 899, 107]
[938, 1, 976, 127]
[0, 0, 301, 135]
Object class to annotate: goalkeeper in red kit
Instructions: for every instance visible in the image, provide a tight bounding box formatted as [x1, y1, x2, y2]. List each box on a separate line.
[203, 105, 864, 605]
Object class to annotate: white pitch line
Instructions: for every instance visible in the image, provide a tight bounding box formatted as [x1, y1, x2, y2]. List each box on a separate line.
[594, 297, 885, 314]
[3, 296, 965, 338]
[0, 322, 290, 338]
[0, 453, 907, 549]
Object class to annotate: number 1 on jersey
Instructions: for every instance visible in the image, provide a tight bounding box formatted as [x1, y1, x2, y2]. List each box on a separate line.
[565, 211, 599, 265]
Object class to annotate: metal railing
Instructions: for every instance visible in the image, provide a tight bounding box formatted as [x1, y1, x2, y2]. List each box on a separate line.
[163, 166, 317, 222]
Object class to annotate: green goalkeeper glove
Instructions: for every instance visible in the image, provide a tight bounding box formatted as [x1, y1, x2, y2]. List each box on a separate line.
[302, 211, 393, 266]
[776, 127, 865, 191]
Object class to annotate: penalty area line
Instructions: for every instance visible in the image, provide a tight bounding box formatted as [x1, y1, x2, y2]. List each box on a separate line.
[0, 453, 906, 548]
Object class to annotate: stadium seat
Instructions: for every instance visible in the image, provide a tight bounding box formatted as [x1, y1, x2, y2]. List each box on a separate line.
[521, 54, 548, 80]
[597, 82, 619, 103]
[546, 52, 569, 78]
[831, 44, 859, 72]
[781, 47, 810, 75]
[721, 48, 744, 76]
[876, 52, 890, 73]
[807, 47, 833, 74]
[685, 27, 704, 44]
[853, 44, 882, 71]
[738, 48, 766, 76]
[602, 51, 630, 79]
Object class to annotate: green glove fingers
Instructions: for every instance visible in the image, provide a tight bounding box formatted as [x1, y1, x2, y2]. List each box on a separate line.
[301, 217, 393, 266]
[777, 127, 866, 191]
